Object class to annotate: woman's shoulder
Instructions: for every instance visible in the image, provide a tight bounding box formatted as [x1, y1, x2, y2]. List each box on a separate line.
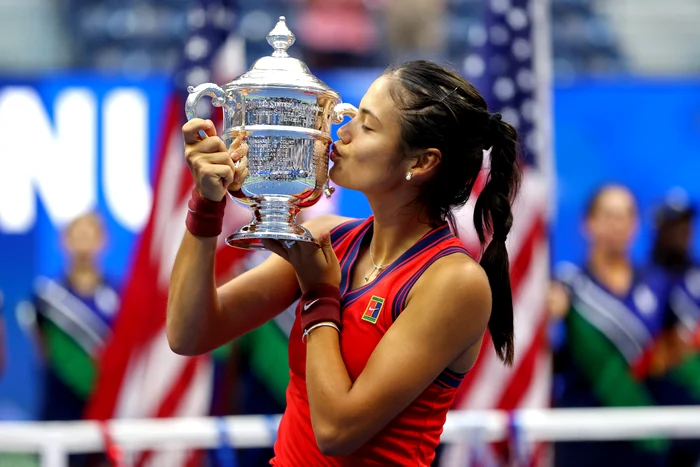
[406, 252, 491, 329]
[428, 252, 487, 287]
[302, 214, 362, 238]
[417, 253, 490, 305]
[553, 260, 584, 286]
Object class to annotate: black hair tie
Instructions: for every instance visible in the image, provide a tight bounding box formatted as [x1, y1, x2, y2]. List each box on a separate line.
[493, 231, 508, 242]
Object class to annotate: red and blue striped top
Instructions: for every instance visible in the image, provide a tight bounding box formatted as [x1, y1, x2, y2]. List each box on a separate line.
[272, 217, 471, 466]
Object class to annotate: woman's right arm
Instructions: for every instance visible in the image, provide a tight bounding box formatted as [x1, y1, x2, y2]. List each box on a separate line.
[168, 212, 348, 356]
[167, 229, 300, 356]
[166, 118, 301, 355]
[166, 118, 348, 355]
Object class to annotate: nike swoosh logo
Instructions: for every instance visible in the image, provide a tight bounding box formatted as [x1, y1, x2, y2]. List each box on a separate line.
[304, 299, 320, 311]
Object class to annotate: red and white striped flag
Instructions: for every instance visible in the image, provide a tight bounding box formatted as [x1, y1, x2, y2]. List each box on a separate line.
[86, 2, 250, 464]
[441, 0, 554, 464]
[443, 169, 551, 466]
[85, 93, 251, 466]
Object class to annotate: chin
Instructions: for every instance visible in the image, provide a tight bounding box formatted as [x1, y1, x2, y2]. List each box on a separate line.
[329, 169, 367, 193]
[329, 163, 382, 194]
[328, 165, 349, 189]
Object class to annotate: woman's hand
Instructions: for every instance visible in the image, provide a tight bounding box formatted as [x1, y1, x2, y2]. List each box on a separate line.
[182, 118, 249, 201]
[262, 233, 341, 293]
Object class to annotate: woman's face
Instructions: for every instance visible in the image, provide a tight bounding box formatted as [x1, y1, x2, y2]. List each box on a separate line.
[64, 215, 104, 260]
[330, 75, 413, 195]
[585, 187, 638, 255]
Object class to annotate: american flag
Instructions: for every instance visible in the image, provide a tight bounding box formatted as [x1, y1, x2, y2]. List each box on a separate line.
[86, 1, 251, 465]
[441, 0, 553, 465]
[84, 0, 553, 465]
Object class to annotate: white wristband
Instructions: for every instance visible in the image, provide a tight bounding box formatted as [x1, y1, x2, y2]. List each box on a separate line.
[302, 321, 340, 344]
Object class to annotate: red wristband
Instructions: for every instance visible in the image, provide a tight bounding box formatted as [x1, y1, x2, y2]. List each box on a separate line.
[185, 187, 226, 237]
[300, 283, 341, 331]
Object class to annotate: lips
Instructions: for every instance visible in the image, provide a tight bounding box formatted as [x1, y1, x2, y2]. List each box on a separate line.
[330, 143, 342, 162]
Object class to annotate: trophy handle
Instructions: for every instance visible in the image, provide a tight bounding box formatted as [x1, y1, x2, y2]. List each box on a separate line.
[185, 83, 228, 136]
[331, 103, 358, 124]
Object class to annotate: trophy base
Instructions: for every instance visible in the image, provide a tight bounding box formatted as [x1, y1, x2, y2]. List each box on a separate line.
[225, 197, 318, 251]
[225, 227, 318, 250]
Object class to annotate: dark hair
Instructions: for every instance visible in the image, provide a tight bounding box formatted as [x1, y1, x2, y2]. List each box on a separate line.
[652, 226, 693, 272]
[652, 215, 694, 272]
[650, 190, 695, 271]
[386, 60, 521, 365]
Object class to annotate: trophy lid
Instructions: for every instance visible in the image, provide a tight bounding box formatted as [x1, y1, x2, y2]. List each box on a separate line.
[228, 16, 338, 98]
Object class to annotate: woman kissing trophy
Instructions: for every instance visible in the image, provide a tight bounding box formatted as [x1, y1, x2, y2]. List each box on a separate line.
[185, 16, 357, 250]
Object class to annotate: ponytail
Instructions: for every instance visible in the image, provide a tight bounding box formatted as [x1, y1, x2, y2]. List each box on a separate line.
[473, 113, 521, 366]
[383, 61, 523, 365]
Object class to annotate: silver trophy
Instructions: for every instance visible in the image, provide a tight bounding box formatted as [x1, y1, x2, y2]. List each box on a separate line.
[185, 16, 357, 250]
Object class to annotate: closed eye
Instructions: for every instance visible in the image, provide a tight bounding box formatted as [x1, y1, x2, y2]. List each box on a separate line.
[361, 124, 374, 132]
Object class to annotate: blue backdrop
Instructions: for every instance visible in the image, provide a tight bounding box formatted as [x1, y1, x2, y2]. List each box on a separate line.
[1, 71, 699, 418]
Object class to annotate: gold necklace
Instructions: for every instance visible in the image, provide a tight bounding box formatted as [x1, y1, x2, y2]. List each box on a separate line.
[364, 242, 386, 282]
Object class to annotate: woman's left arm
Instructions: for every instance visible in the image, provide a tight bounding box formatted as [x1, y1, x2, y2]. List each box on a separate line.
[305, 254, 492, 456]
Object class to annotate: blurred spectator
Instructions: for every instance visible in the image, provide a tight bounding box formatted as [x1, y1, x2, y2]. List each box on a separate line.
[646, 189, 700, 467]
[31, 213, 120, 425]
[647, 189, 700, 358]
[650, 189, 700, 351]
[293, 0, 380, 68]
[383, 0, 447, 63]
[651, 188, 696, 274]
[548, 184, 670, 467]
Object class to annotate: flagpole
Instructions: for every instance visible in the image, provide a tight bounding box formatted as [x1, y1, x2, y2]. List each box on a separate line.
[532, 0, 555, 224]
[531, 3, 555, 466]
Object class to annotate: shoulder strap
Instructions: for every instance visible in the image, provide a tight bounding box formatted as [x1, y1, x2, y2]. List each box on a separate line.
[330, 218, 366, 245]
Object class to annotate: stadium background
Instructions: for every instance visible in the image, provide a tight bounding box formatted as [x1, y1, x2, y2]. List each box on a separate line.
[1, 0, 700, 463]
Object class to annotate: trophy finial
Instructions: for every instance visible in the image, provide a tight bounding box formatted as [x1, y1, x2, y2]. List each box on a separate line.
[267, 16, 295, 57]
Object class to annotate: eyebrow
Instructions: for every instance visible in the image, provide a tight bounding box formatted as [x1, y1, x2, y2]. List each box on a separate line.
[359, 108, 381, 125]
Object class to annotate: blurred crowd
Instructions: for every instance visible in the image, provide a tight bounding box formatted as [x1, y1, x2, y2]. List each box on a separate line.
[548, 186, 700, 467]
[3, 0, 628, 78]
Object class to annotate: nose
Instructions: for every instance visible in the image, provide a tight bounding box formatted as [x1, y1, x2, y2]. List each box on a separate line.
[337, 121, 351, 144]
